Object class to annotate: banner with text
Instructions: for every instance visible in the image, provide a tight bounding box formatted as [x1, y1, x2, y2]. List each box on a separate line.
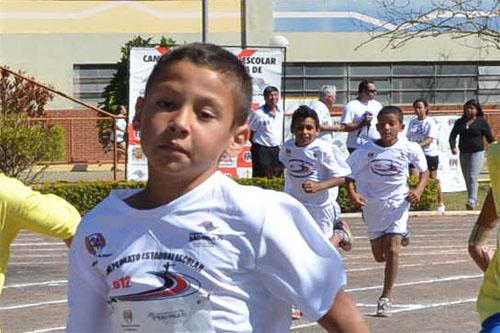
[127, 47, 284, 181]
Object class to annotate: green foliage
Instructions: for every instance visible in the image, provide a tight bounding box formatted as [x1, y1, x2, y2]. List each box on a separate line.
[0, 114, 66, 184]
[0, 67, 65, 184]
[35, 181, 145, 214]
[97, 35, 177, 147]
[34, 176, 441, 215]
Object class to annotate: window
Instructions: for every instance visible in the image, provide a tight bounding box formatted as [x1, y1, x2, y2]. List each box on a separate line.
[283, 62, 500, 105]
[73, 64, 117, 107]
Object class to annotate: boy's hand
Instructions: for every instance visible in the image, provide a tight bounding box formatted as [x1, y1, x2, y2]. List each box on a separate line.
[350, 192, 366, 207]
[406, 189, 423, 203]
[302, 180, 323, 193]
[451, 148, 458, 155]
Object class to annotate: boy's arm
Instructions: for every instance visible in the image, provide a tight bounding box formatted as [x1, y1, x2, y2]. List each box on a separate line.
[303, 177, 345, 193]
[407, 170, 429, 203]
[318, 290, 370, 333]
[346, 177, 366, 207]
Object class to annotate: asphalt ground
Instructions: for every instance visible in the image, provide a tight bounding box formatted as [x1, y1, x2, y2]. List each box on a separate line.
[0, 213, 495, 333]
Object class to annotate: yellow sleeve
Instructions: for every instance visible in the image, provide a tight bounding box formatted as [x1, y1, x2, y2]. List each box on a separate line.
[0, 174, 80, 240]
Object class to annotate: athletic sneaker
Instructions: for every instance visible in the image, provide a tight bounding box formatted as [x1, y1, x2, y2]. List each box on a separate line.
[291, 306, 303, 320]
[376, 297, 392, 316]
[334, 220, 353, 251]
[466, 202, 475, 210]
[437, 203, 446, 213]
[401, 233, 410, 247]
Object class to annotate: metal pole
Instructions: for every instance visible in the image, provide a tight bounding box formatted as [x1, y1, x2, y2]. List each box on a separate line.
[240, 0, 247, 48]
[202, 0, 208, 43]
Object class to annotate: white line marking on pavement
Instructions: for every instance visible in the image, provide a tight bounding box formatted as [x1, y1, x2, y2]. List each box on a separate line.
[8, 261, 67, 266]
[22, 326, 65, 333]
[345, 274, 482, 292]
[11, 243, 65, 247]
[0, 299, 66, 310]
[4, 280, 67, 289]
[346, 259, 470, 272]
[290, 298, 477, 330]
[10, 254, 67, 258]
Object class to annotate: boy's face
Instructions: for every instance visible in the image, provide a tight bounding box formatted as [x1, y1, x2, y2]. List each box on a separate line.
[292, 117, 319, 147]
[133, 60, 249, 182]
[413, 101, 427, 120]
[376, 112, 404, 146]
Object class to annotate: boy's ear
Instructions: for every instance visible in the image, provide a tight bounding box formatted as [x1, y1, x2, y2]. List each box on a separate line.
[400, 122, 405, 132]
[132, 97, 145, 131]
[226, 125, 250, 157]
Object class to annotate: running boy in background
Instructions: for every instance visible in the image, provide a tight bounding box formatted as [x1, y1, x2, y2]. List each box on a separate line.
[0, 173, 80, 295]
[406, 99, 445, 212]
[279, 105, 353, 251]
[67, 43, 368, 333]
[346, 106, 429, 317]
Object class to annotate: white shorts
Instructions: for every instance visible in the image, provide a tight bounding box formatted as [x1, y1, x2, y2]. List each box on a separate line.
[361, 198, 410, 240]
[304, 202, 340, 238]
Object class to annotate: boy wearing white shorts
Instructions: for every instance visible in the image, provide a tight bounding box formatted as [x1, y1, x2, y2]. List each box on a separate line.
[346, 106, 429, 316]
[279, 105, 353, 251]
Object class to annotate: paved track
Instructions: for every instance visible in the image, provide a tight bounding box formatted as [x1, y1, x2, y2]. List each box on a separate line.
[0, 214, 494, 333]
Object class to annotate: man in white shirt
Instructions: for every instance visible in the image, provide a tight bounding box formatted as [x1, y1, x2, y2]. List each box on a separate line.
[341, 80, 383, 153]
[248, 86, 284, 178]
[310, 85, 344, 144]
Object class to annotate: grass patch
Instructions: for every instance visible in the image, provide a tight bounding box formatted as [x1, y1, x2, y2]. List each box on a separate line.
[443, 182, 491, 211]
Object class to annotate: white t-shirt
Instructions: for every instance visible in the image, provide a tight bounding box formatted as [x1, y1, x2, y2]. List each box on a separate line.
[341, 99, 382, 149]
[67, 172, 346, 333]
[310, 100, 333, 144]
[406, 117, 438, 157]
[248, 105, 283, 147]
[279, 138, 351, 208]
[347, 140, 427, 201]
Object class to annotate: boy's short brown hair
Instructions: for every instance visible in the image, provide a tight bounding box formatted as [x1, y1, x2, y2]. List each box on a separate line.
[144, 43, 253, 127]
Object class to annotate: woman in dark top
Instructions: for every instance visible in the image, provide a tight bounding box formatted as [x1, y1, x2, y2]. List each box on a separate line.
[449, 99, 495, 210]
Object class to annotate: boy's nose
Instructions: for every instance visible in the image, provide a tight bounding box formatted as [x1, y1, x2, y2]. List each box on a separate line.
[168, 108, 192, 133]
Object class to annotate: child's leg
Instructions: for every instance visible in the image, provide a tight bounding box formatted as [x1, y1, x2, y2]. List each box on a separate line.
[370, 237, 385, 262]
[380, 234, 402, 299]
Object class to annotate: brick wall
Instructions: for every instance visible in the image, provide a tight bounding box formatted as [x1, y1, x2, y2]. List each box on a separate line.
[44, 108, 117, 164]
[44, 105, 499, 164]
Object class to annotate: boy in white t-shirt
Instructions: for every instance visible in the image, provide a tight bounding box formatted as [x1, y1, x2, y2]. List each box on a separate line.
[346, 106, 429, 317]
[66, 43, 368, 333]
[279, 105, 353, 251]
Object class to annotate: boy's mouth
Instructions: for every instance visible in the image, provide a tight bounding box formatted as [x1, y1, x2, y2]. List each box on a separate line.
[160, 142, 188, 155]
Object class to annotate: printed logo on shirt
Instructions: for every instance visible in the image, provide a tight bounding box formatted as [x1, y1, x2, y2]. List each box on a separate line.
[123, 309, 133, 324]
[85, 233, 112, 257]
[369, 159, 404, 176]
[111, 263, 201, 302]
[288, 158, 314, 178]
[198, 221, 217, 232]
[188, 232, 224, 247]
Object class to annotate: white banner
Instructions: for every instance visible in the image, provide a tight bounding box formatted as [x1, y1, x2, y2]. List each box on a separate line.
[126, 47, 284, 181]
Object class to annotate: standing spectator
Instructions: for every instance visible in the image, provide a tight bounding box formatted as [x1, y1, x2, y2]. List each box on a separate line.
[310, 85, 344, 144]
[0, 173, 80, 295]
[341, 80, 382, 153]
[406, 99, 445, 212]
[449, 99, 495, 210]
[249, 86, 284, 178]
[346, 106, 429, 316]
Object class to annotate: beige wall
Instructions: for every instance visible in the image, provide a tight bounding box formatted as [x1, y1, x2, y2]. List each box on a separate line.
[1, 0, 498, 109]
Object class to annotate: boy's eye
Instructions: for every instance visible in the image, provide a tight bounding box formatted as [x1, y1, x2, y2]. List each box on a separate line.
[198, 109, 216, 121]
[156, 100, 176, 110]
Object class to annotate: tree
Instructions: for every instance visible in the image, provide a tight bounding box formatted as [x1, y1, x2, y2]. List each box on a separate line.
[356, 0, 500, 50]
[97, 36, 176, 149]
[0, 67, 65, 184]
